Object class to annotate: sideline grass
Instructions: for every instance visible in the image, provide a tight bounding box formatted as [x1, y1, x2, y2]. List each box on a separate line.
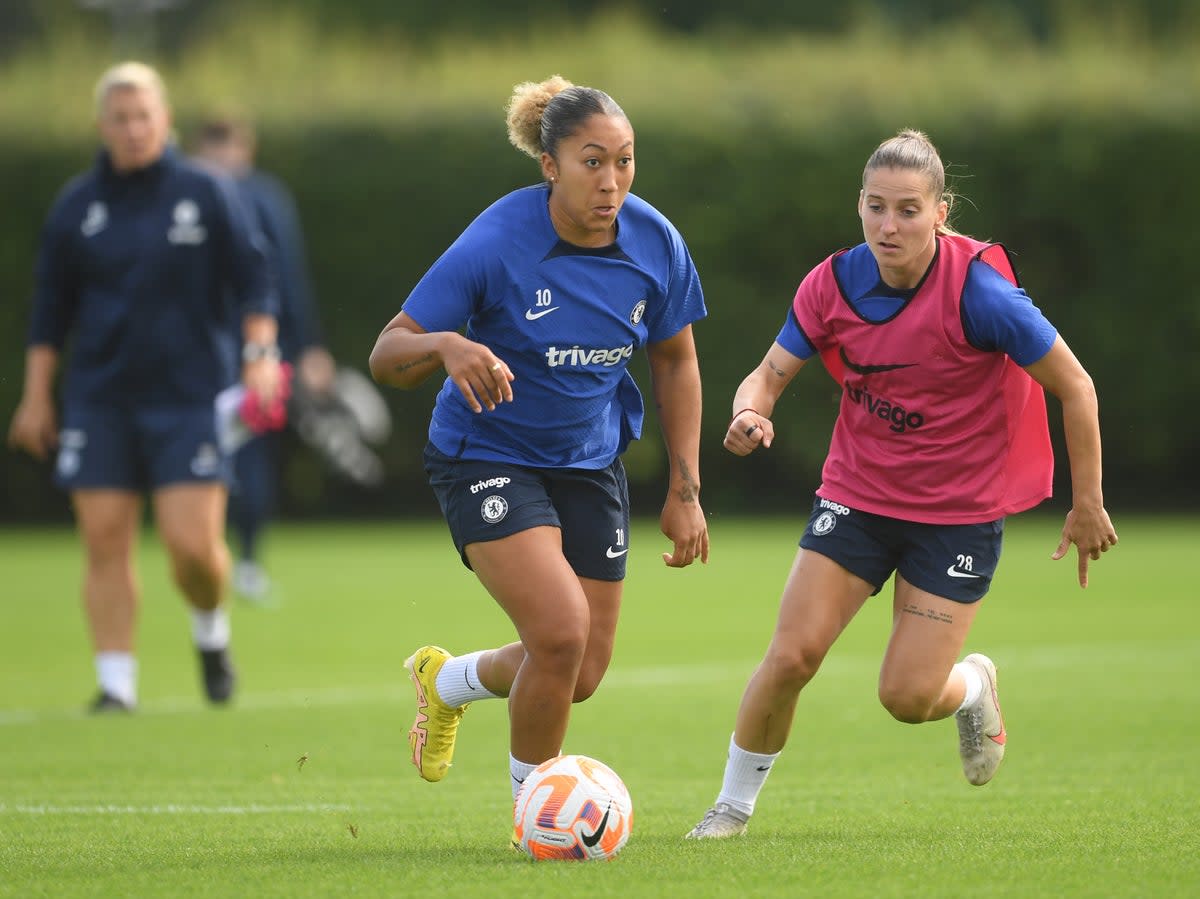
[1, 516, 1197, 897]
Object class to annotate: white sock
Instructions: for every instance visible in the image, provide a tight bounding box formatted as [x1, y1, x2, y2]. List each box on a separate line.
[716, 733, 780, 816]
[954, 660, 984, 712]
[96, 652, 137, 705]
[191, 607, 231, 651]
[510, 754, 540, 801]
[436, 651, 500, 708]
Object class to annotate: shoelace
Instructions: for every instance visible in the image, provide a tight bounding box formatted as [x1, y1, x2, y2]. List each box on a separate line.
[689, 808, 721, 836]
[692, 804, 742, 836]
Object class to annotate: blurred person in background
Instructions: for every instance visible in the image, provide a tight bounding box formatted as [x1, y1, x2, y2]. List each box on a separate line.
[369, 75, 708, 840]
[191, 113, 336, 605]
[6, 62, 282, 712]
[686, 129, 1118, 839]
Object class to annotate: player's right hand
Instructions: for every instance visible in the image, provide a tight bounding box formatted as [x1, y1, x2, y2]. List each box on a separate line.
[7, 395, 58, 461]
[441, 336, 514, 413]
[723, 409, 772, 456]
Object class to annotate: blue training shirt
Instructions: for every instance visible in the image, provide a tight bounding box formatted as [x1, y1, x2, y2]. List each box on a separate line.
[776, 241, 1057, 366]
[402, 183, 706, 469]
[28, 146, 276, 408]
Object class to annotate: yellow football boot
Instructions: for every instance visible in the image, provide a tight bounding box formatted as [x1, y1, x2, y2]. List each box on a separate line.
[403, 645, 468, 782]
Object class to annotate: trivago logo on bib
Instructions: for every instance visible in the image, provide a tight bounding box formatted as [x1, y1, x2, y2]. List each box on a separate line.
[544, 344, 634, 368]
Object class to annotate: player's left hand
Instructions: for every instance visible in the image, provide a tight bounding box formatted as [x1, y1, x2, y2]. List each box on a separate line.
[660, 493, 709, 568]
[240, 361, 292, 432]
[243, 356, 285, 405]
[1052, 504, 1118, 588]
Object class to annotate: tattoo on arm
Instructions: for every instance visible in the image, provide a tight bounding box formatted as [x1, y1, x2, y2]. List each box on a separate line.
[393, 352, 435, 374]
[767, 358, 789, 378]
[674, 457, 698, 503]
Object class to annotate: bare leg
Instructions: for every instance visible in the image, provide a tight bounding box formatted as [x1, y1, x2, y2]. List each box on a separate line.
[733, 549, 874, 753]
[153, 483, 230, 611]
[467, 526, 594, 764]
[475, 574, 622, 704]
[72, 489, 142, 653]
[877, 575, 981, 723]
[687, 549, 875, 838]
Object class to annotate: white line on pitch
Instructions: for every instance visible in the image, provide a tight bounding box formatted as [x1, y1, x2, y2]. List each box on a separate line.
[2, 641, 1195, 727]
[0, 662, 753, 726]
[0, 803, 350, 815]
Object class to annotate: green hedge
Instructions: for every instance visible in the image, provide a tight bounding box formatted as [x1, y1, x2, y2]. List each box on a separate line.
[3, 115, 1197, 522]
[2, 12, 1197, 521]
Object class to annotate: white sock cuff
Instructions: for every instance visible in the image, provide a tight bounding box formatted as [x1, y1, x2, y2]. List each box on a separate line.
[510, 754, 541, 801]
[716, 733, 781, 816]
[436, 650, 500, 707]
[191, 607, 231, 651]
[955, 660, 984, 711]
[727, 733, 780, 771]
[95, 652, 138, 704]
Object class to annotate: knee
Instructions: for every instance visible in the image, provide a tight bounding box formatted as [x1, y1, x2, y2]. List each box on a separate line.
[84, 539, 132, 573]
[524, 624, 588, 675]
[82, 526, 133, 571]
[169, 537, 226, 583]
[877, 682, 937, 724]
[763, 643, 825, 692]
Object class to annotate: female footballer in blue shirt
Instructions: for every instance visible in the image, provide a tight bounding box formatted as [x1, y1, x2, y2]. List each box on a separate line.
[370, 75, 709, 829]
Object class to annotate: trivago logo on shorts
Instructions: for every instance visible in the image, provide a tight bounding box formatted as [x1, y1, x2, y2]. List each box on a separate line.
[818, 498, 851, 516]
[469, 476, 512, 495]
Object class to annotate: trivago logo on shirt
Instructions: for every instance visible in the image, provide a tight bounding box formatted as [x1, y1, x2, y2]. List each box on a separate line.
[844, 382, 926, 433]
[544, 344, 634, 368]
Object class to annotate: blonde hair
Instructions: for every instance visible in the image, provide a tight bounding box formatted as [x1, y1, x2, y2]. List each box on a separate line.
[864, 129, 958, 235]
[93, 61, 167, 117]
[505, 75, 628, 165]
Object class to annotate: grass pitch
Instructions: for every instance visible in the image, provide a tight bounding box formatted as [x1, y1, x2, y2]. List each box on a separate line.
[1, 515, 1197, 897]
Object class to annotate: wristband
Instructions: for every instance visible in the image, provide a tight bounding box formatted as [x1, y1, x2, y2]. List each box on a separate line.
[242, 341, 282, 363]
[729, 408, 759, 425]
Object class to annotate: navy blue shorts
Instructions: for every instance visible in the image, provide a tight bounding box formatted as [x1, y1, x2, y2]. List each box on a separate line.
[798, 495, 1004, 603]
[55, 404, 230, 492]
[423, 443, 630, 581]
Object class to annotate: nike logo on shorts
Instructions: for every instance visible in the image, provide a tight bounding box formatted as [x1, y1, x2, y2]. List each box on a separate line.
[606, 546, 629, 558]
[525, 307, 559, 320]
[946, 566, 983, 579]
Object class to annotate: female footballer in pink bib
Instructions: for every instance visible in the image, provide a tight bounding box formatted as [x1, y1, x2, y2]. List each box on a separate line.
[686, 129, 1118, 840]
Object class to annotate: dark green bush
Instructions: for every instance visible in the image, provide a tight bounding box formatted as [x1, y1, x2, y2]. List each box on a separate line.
[3, 115, 1196, 521]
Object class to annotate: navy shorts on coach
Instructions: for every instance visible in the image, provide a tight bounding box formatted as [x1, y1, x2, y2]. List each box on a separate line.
[423, 443, 630, 581]
[798, 495, 1004, 603]
[55, 404, 230, 491]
